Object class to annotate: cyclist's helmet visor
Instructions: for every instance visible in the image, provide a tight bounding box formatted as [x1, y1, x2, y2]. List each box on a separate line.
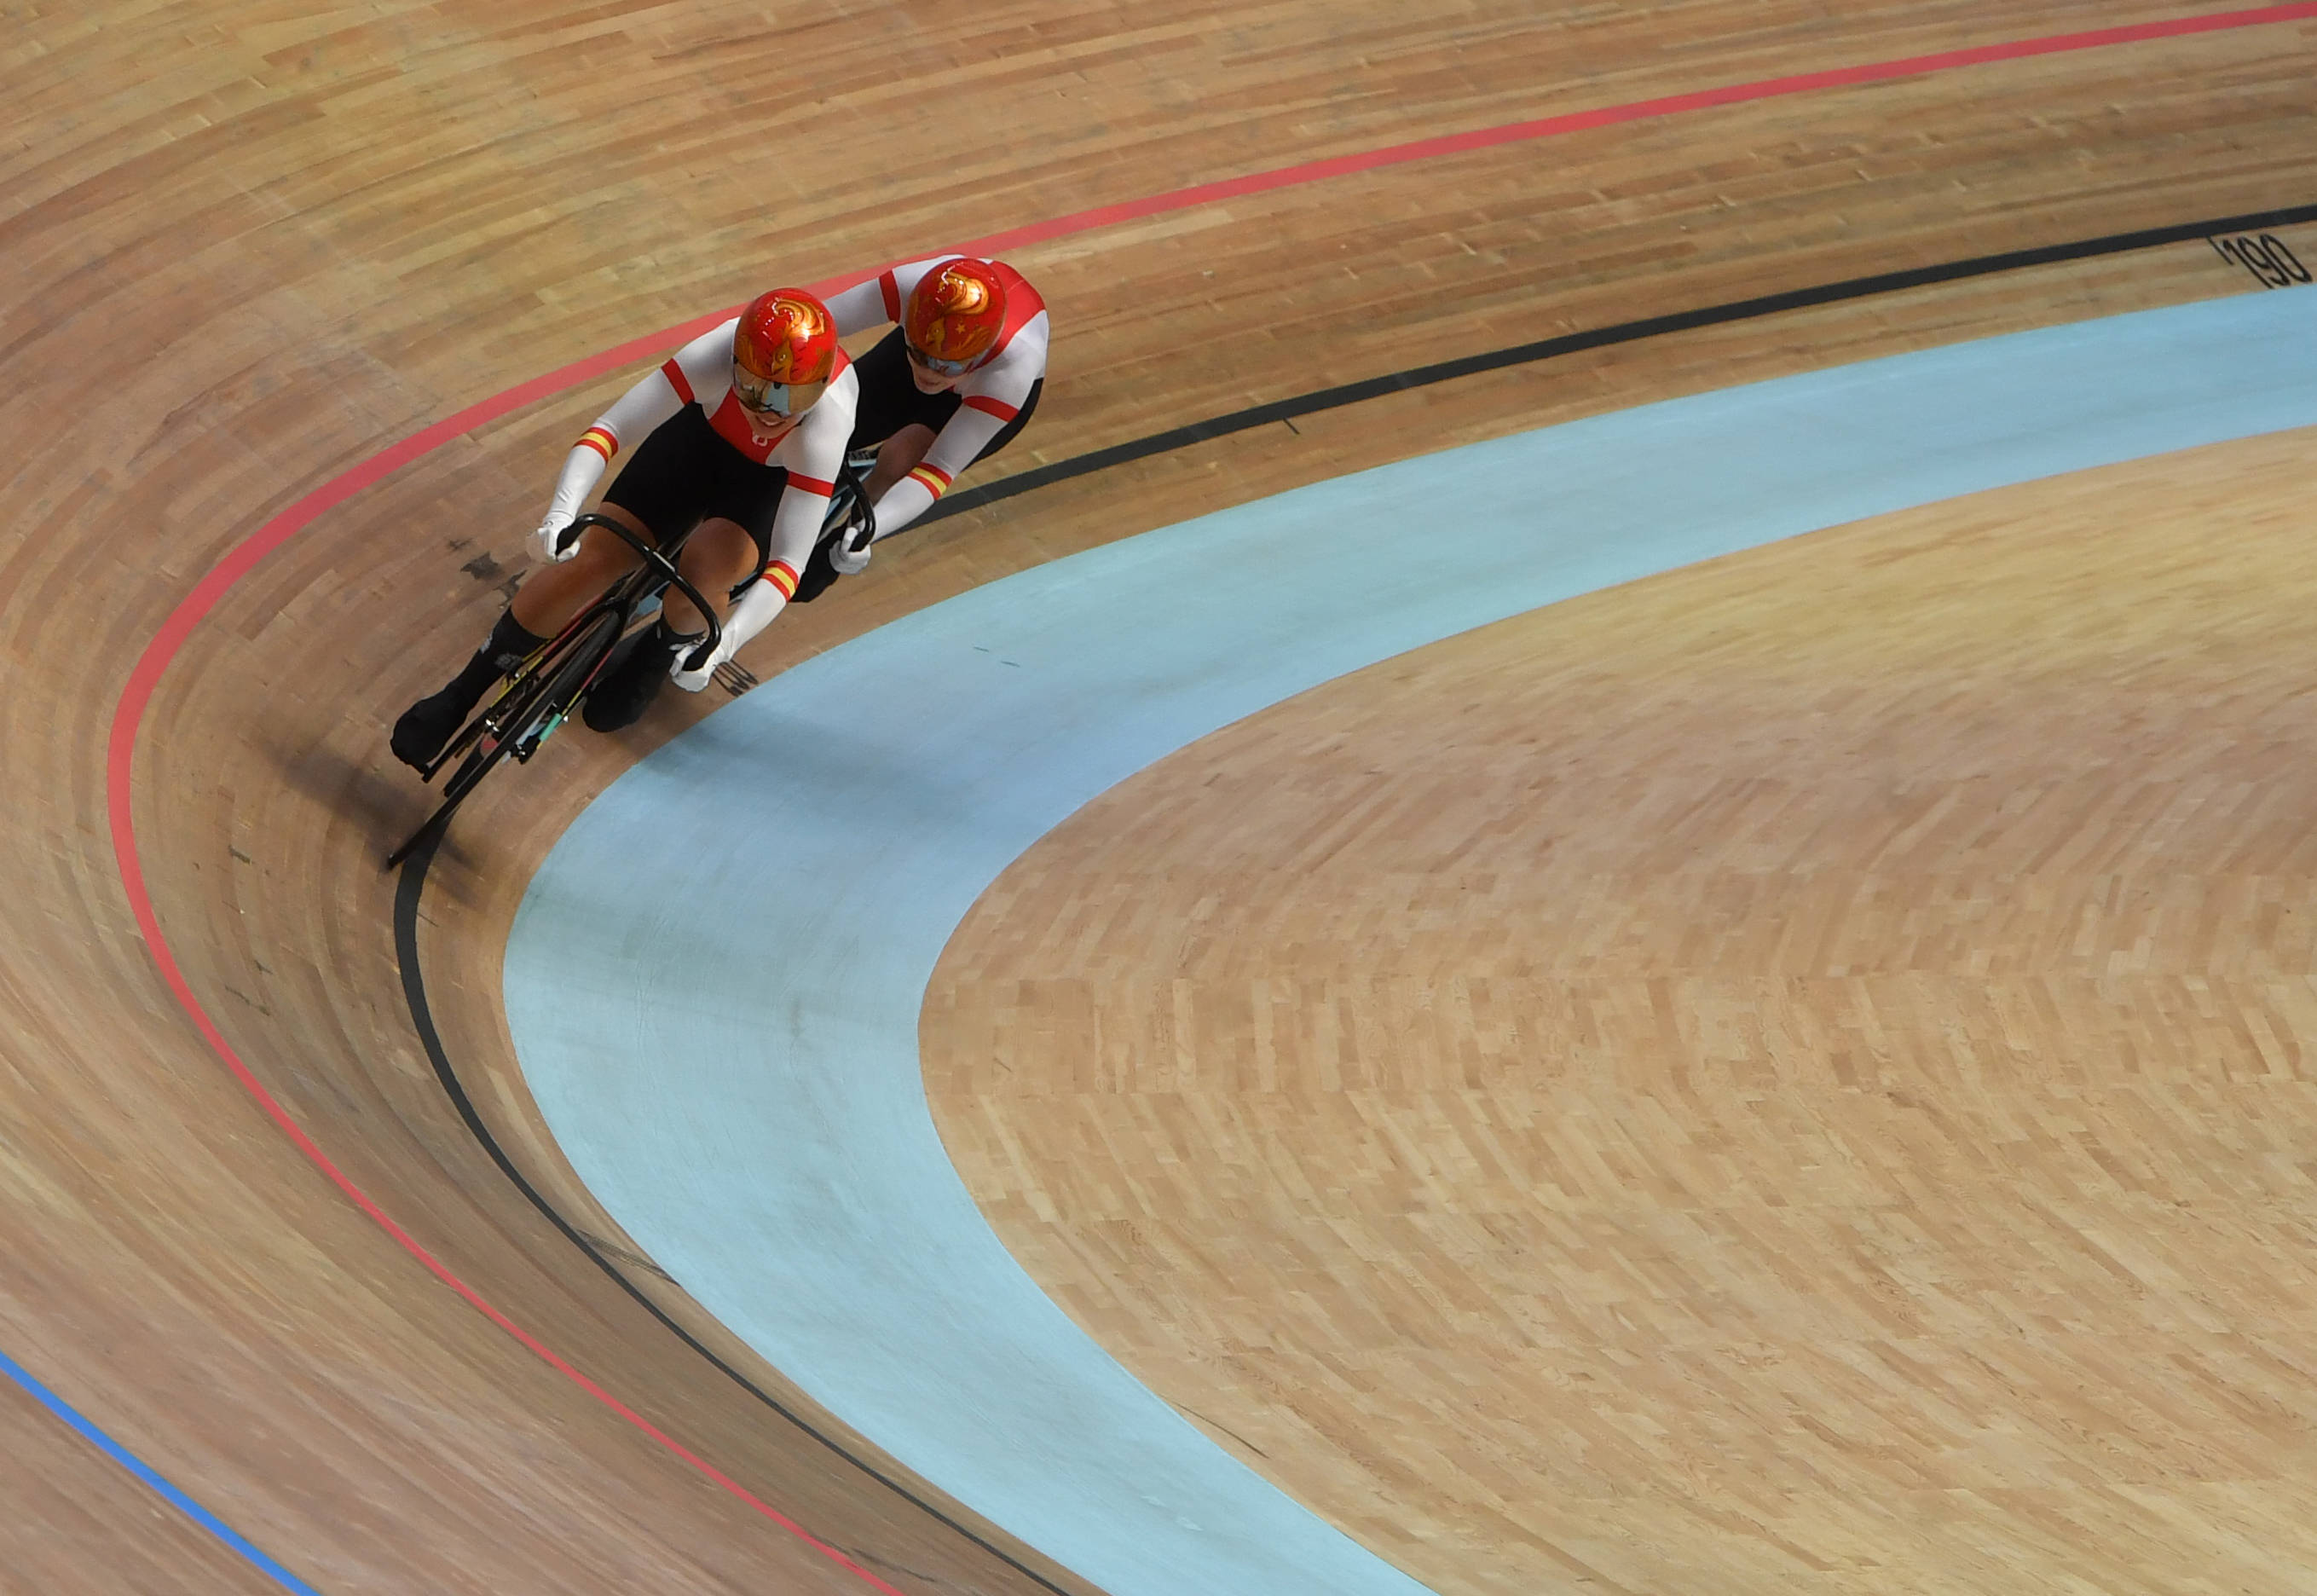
[904, 342, 979, 379]
[731, 288, 838, 417]
[731, 362, 828, 417]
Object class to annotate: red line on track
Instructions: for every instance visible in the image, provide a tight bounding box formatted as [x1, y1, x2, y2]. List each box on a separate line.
[955, 3, 2317, 260]
[102, 3, 2317, 1584]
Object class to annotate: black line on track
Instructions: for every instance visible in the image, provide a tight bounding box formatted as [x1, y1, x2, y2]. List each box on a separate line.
[390, 829, 1079, 1596]
[919, 199, 2317, 526]
[391, 195, 2315, 1593]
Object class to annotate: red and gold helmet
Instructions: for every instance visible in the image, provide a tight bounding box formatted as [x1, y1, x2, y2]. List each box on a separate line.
[732, 289, 838, 416]
[903, 258, 1008, 376]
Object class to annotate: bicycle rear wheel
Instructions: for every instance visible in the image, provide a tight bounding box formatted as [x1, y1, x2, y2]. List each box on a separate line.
[387, 605, 626, 865]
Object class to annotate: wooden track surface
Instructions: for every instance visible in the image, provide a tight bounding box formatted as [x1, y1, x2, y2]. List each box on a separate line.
[4, 0, 2314, 1589]
[926, 425, 2317, 1595]
[0, 1379, 275, 1594]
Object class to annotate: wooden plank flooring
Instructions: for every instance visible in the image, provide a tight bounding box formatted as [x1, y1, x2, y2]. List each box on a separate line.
[0, 1373, 279, 1595]
[2, 0, 2313, 1588]
[925, 425, 2317, 1594]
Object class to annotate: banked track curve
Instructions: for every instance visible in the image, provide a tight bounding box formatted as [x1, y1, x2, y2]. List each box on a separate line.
[400, 194, 2317, 1547]
[90, 3, 2317, 1588]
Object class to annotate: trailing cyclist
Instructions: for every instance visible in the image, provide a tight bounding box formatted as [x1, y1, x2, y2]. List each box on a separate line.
[787, 254, 1049, 604]
[390, 287, 856, 767]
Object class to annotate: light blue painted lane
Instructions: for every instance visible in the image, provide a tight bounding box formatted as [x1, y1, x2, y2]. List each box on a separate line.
[506, 290, 2317, 1596]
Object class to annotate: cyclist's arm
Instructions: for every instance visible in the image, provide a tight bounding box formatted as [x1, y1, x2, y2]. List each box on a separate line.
[685, 380, 858, 676]
[825, 257, 949, 338]
[543, 327, 732, 527]
[867, 330, 1044, 539]
[696, 479, 827, 670]
[825, 272, 898, 337]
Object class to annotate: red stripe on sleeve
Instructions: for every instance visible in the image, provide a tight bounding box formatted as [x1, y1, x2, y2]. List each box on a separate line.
[785, 474, 835, 498]
[961, 395, 1020, 421]
[661, 357, 695, 406]
[764, 560, 800, 598]
[878, 270, 902, 323]
[907, 463, 953, 497]
[577, 426, 618, 460]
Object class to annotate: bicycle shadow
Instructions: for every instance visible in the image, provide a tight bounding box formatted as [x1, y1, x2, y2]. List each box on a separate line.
[254, 728, 494, 885]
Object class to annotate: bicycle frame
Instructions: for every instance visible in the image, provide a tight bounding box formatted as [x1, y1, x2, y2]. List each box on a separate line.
[385, 512, 728, 864]
[564, 512, 728, 676]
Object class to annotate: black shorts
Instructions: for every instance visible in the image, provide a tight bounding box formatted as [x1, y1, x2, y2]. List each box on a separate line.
[847, 327, 1043, 465]
[601, 404, 790, 564]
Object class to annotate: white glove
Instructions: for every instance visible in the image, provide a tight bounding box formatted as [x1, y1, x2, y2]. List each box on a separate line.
[827, 519, 875, 575]
[530, 510, 580, 563]
[668, 632, 719, 693]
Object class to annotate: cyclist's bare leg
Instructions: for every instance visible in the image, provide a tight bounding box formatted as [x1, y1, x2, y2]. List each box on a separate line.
[579, 516, 756, 733]
[662, 517, 758, 637]
[862, 424, 937, 500]
[510, 503, 653, 635]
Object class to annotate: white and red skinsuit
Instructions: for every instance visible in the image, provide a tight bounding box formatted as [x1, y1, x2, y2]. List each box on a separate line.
[537, 320, 859, 683]
[823, 254, 1049, 540]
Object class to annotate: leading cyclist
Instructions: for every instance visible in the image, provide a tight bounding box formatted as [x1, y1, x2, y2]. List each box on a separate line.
[390, 287, 857, 767]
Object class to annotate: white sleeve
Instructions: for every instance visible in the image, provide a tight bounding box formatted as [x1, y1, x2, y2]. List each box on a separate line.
[696, 373, 858, 670]
[543, 362, 690, 524]
[545, 444, 610, 529]
[828, 257, 958, 337]
[826, 274, 900, 338]
[761, 462, 834, 578]
[864, 474, 937, 541]
[662, 323, 740, 411]
[867, 315, 1045, 540]
[712, 580, 789, 674]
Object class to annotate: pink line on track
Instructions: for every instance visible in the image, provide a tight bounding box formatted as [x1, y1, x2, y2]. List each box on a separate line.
[957, 3, 2317, 260]
[102, 3, 2317, 1583]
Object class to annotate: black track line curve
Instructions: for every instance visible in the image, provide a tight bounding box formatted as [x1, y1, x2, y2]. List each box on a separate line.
[921, 200, 2317, 524]
[392, 828, 1081, 1596]
[392, 194, 2317, 1593]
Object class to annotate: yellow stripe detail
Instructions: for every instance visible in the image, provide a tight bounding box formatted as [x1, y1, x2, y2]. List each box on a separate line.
[765, 561, 800, 598]
[907, 465, 950, 498]
[578, 426, 617, 461]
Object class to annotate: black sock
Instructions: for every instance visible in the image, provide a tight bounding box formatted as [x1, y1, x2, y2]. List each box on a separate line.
[651, 617, 706, 664]
[444, 610, 546, 701]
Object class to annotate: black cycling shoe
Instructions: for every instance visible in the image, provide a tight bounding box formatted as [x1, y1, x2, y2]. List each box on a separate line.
[390, 680, 484, 770]
[580, 632, 677, 732]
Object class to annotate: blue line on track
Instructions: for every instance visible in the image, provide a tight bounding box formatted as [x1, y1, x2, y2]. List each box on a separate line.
[0, 1344, 321, 1593]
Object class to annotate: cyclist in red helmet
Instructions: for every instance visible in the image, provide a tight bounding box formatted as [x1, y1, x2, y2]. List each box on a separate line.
[789, 254, 1049, 599]
[392, 287, 857, 765]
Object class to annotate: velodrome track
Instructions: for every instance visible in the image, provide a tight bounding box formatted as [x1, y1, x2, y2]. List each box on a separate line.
[9, 4, 2317, 1593]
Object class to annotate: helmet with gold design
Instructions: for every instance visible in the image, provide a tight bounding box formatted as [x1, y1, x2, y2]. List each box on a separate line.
[902, 258, 1008, 377]
[731, 289, 838, 416]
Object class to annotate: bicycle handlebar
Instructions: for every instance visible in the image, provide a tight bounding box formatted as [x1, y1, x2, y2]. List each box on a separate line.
[562, 512, 725, 664]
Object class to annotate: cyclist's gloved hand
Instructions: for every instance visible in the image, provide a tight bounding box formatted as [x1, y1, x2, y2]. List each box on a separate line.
[827, 518, 875, 576]
[667, 632, 719, 694]
[530, 511, 581, 564]
[818, 481, 876, 577]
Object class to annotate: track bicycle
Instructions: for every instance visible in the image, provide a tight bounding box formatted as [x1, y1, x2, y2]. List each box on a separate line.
[385, 512, 723, 866]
